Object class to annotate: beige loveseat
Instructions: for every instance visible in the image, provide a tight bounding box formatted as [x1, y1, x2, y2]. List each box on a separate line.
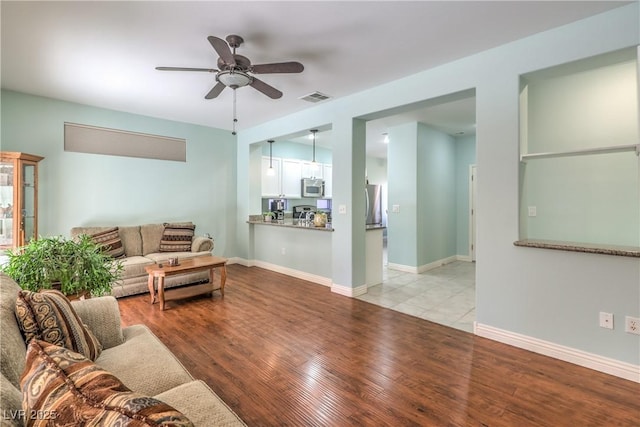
[71, 223, 214, 298]
[0, 273, 246, 426]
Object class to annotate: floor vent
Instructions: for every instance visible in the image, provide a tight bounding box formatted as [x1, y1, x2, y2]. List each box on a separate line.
[299, 91, 331, 103]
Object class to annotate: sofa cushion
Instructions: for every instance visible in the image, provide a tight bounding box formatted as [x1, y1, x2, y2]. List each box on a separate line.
[160, 223, 196, 252]
[155, 380, 247, 427]
[96, 325, 194, 397]
[141, 223, 166, 255]
[89, 226, 126, 259]
[0, 273, 27, 389]
[119, 255, 156, 280]
[1, 374, 22, 426]
[118, 225, 143, 256]
[71, 225, 143, 257]
[15, 289, 102, 361]
[21, 340, 194, 427]
[71, 296, 125, 350]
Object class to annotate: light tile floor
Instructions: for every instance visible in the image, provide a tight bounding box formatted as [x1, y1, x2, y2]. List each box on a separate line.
[356, 261, 476, 332]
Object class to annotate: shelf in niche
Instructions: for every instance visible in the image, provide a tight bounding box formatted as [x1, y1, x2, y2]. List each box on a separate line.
[520, 143, 639, 162]
[514, 239, 640, 258]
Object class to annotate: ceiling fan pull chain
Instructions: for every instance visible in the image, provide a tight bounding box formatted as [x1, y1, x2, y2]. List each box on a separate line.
[232, 88, 238, 135]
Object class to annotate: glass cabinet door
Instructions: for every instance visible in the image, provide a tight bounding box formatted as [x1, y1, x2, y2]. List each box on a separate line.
[0, 152, 43, 249]
[22, 163, 37, 245]
[0, 160, 15, 248]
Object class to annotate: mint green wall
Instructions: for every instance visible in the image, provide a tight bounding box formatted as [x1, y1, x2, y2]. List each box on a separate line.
[521, 57, 639, 245]
[455, 135, 476, 256]
[387, 123, 419, 266]
[1, 90, 238, 256]
[238, 4, 640, 366]
[388, 123, 460, 268]
[417, 124, 457, 265]
[259, 140, 332, 164]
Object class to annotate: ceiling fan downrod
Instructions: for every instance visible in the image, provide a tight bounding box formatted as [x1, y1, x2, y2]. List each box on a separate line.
[232, 88, 238, 136]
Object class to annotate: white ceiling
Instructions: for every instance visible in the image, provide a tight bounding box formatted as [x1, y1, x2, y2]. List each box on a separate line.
[1, 1, 627, 158]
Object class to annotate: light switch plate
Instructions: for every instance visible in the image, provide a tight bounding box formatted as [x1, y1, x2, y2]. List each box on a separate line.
[392, 204, 400, 213]
[338, 205, 347, 214]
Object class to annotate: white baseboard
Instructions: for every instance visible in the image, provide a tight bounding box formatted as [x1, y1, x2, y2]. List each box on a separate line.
[475, 323, 640, 383]
[456, 255, 472, 262]
[249, 260, 332, 287]
[237, 258, 369, 297]
[388, 255, 459, 274]
[331, 282, 368, 297]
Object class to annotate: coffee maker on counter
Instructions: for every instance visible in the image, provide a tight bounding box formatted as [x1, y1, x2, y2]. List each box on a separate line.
[269, 199, 286, 221]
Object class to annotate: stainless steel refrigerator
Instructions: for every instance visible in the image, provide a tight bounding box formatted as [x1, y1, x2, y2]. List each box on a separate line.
[365, 184, 382, 226]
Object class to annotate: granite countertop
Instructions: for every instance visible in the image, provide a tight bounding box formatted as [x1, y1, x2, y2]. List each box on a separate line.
[247, 216, 333, 232]
[514, 239, 640, 258]
[366, 224, 386, 231]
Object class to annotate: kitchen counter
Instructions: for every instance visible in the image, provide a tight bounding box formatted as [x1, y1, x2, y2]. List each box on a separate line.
[366, 224, 386, 230]
[247, 218, 334, 232]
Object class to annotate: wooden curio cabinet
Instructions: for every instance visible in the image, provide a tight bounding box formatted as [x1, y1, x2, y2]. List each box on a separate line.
[0, 152, 44, 249]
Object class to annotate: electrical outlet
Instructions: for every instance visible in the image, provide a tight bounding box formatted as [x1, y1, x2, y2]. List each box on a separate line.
[281, 247, 286, 255]
[625, 316, 640, 335]
[392, 204, 400, 213]
[599, 312, 614, 329]
[528, 206, 537, 217]
[338, 205, 347, 214]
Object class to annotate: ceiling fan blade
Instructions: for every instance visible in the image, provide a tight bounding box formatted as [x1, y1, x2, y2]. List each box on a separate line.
[251, 62, 304, 74]
[249, 77, 283, 99]
[205, 82, 226, 99]
[156, 67, 218, 72]
[207, 36, 236, 67]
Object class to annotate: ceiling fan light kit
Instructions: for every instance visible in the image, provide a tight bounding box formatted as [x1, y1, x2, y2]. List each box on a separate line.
[156, 34, 304, 135]
[217, 70, 252, 88]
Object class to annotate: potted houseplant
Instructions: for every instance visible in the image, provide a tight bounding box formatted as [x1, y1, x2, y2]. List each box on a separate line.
[2, 234, 123, 298]
[263, 211, 275, 222]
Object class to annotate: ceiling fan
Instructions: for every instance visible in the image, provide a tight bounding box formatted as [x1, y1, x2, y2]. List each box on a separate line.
[156, 34, 303, 100]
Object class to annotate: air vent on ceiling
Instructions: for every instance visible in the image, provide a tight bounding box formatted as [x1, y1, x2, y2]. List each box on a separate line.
[299, 91, 331, 103]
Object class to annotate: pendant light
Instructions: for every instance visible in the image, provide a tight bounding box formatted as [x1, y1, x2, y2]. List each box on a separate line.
[309, 129, 319, 173]
[266, 140, 276, 176]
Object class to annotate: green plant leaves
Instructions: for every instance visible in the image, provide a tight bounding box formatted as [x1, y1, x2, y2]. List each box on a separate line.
[2, 235, 123, 297]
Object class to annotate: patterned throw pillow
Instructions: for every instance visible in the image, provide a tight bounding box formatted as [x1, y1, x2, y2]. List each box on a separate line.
[159, 223, 195, 252]
[89, 227, 126, 259]
[15, 290, 102, 361]
[21, 340, 194, 427]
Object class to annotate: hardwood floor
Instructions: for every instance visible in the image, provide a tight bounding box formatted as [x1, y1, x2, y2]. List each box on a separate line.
[118, 265, 640, 426]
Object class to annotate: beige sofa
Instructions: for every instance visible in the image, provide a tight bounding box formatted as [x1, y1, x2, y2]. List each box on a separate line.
[71, 223, 214, 298]
[0, 273, 246, 426]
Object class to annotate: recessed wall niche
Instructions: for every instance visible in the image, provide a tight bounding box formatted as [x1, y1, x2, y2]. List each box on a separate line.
[518, 47, 639, 248]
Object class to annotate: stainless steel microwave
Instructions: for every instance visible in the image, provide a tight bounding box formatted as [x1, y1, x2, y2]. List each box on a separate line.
[301, 178, 324, 197]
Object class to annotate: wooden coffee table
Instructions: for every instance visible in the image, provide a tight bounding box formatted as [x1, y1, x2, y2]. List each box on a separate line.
[145, 255, 228, 310]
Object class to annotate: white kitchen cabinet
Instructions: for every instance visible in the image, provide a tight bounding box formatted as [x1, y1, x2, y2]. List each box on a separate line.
[301, 161, 322, 179]
[261, 156, 281, 197]
[281, 158, 302, 198]
[322, 164, 332, 198]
